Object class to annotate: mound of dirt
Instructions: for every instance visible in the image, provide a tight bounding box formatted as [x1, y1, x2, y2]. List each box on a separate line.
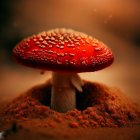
[0, 80, 140, 129]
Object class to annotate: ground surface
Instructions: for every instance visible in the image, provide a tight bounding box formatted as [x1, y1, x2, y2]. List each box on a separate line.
[0, 80, 140, 140]
[1, 124, 140, 140]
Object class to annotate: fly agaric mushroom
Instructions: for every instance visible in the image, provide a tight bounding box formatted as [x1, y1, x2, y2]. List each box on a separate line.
[13, 28, 114, 113]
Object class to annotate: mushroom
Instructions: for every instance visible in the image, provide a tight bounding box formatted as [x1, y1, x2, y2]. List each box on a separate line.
[13, 28, 114, 113]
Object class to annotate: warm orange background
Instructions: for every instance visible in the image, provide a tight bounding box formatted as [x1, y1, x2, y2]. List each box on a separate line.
[0, 0, 140, 104]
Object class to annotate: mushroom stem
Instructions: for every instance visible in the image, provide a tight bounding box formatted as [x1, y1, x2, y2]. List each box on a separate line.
[51, 72, 83, 113]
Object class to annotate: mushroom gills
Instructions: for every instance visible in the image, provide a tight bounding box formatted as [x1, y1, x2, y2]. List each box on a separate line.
[71, 74, 83, 92]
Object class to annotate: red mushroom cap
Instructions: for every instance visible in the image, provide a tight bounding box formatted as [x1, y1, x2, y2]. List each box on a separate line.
[13, 28, 114, 72]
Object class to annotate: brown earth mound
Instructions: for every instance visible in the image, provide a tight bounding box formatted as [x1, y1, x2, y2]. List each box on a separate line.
[0, 80, 140, 129]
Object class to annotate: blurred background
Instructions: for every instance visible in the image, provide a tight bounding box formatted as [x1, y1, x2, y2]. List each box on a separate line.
[0, 0, 140, 103]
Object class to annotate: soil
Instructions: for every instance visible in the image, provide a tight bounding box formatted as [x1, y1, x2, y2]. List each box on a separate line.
[0, 80, 140, 140]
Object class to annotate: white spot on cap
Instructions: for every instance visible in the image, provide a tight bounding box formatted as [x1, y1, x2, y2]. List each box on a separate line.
[47, 50, 54, 54]
[75, 42, 80, 46]
[33, 38, 37, 41]
[82, 50, 86, 52]
[39, 37, 44, 42]
[95, 48, 101, 51]
[42, 41, 48, 45]
[82, 61, 87, 65]
[60, 46, 64, 49]
[51, 37, 55, 41]
[57, 53, 65, 57]
[35, 42, 40, 45]
[45, 36, 50, 40]
[49, 45, 53, 48]
[70, 61, 74, 64]
[57, 60, 62, 64]
[41, 32, 46, 37]
[41, 45, 46, 48]
[60, 42, 65, 45]
[59, 36, 64, 40]
[69, 53, 75, 57]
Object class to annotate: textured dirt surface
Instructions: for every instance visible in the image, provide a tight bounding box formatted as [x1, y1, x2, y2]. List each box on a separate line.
[0, 80, 140, 139]
[1, 123, 140, 140]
